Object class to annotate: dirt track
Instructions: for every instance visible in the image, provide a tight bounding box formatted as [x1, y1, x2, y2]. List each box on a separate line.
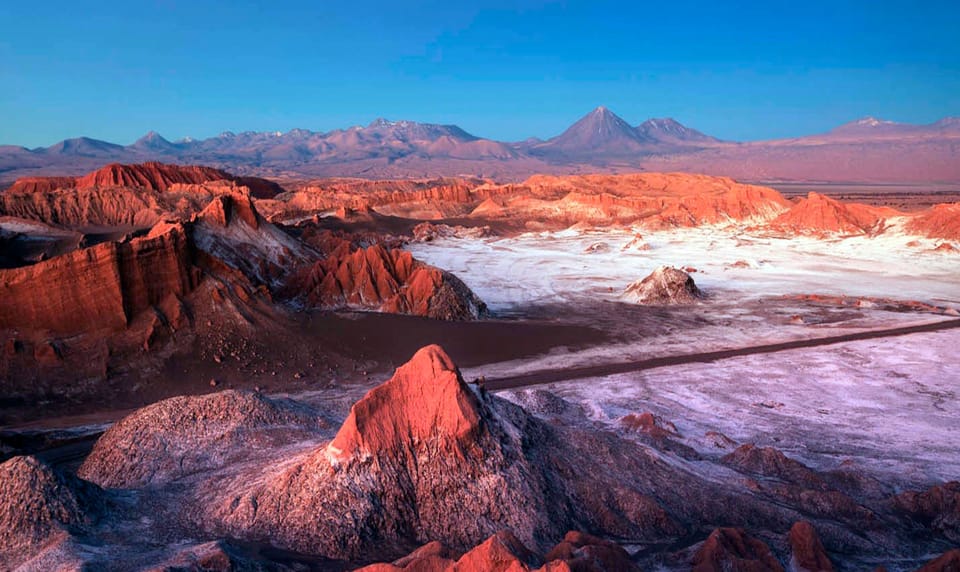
[485, 318, 960, 391]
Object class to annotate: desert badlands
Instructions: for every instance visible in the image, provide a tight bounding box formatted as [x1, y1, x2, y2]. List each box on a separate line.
[0, 161, 957, 571]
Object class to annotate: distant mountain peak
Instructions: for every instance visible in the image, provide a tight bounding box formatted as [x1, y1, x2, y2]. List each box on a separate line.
[852, 116, 897, 127]
[829, 116, 914, 136]
[636, 117, 720, 144]
[130, 131, 176, 151]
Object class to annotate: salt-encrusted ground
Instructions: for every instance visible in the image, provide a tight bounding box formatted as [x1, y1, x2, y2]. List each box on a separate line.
[409, 225, 960, 489]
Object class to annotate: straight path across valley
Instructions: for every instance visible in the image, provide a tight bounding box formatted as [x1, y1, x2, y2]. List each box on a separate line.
[484, 318, 960, 391]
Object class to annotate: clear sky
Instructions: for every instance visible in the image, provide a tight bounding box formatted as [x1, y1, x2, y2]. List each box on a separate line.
[2, 0, 958, 147]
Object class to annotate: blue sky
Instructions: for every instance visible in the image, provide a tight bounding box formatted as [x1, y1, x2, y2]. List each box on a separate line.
[1, 0, 958, 147]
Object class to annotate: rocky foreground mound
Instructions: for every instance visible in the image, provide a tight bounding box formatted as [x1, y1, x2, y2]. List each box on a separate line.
[78, 390, 328, 488]
[4, 345, 960, 569]
[0, 456, 104, 557]
[623, 266, 702, 304]
[204, 345, 573, 558]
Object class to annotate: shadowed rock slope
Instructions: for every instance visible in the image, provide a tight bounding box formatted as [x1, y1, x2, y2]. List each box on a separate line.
[0, 456, 105, 568]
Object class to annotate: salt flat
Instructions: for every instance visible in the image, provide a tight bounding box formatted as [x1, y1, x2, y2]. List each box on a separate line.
[410, 225, 960, 489]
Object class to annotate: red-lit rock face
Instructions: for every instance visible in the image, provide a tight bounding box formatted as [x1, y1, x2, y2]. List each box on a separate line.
[0, 221, 197, 333]
[907, 202, 960, 241]
[769, 192, 897, 236]
[329, 345, 483, 461]
[0, 162, 282, 227]
[283, 237, 486, 320]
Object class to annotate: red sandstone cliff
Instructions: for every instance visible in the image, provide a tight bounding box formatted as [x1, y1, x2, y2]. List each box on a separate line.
[0, 222, 197, 333]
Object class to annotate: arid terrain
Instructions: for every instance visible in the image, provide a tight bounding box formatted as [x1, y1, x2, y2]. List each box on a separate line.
[1, 162, 958, 571]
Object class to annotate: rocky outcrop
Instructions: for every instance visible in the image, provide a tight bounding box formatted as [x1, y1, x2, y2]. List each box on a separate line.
[0, 221, 198, 333]
[769, 192, 894, 236]
[262, 172, 791, 229]
[907, 202, 960, 241]
[0, 456, 104, 561]
[78, 390, 328, 488]
[356, 530, 638, 572]
[7, 162, 283, 198]
[284, 241, 487, 320]
[74, 162, 236, 192]
[623, 266, 702, 304]
[691, 527, 784, 572]
[620, 412, 681, 443]
[210, 345, 567, 559]
[721, 445, 826, 491]
[788, 521, 834, 572]
[543, 531, 638, 572]
[894, 481, 960, 543]
[0, 162, 282, 227]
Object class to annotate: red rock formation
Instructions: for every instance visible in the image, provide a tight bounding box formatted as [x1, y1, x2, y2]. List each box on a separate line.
[75, 162, 233, 192]
[0, 221, 197, 333]
[769, 192, 895, 236]
[356, 530, 638, 572]
[7, 162, 283, 198]
[721, 445, 826, 490]
[196, 192, 260, 229]
[3, 176, 77, 194]
[285, 240, 486, 320]
[623, 266, 702, 304]
[788, 521, 834, 572]
[454, 530, 539, 572]
[691, 528, 784, 572]
[210, 345, 572, 559]
[620, 412, 679, 439]
[894, 481, 960, 542]
[329, 345, 482, 461]
[543, 531, 638, 572]
[1, 162, 281, 227]
[263, 172, 790, 229]
[907, 202, 960, 241]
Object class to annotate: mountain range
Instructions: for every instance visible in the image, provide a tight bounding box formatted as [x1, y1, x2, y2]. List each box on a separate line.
[2, 107, 959, 185]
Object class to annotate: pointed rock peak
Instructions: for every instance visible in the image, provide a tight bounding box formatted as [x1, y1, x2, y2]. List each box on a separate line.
[803, 191, 834, 203]
[788, 521, 834, 572]
[406, 343, 459, 377]
[132, 131, 176, 149]
[580, 105, 627, 123]
[853, 116, 894, 126]
[368, 117, 394, 128]
[198, 192, 260, 229]
[328, 344, 485, 461]
[457, 530, 538, 570]
[693, 528, 785, 572]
